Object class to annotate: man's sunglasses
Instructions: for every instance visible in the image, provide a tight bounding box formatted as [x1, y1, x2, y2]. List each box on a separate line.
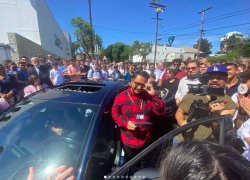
[133, 81, 146, 88]
[187, 67, 198, 71]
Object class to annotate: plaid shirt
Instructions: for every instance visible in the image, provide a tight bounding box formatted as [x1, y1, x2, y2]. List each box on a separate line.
[112, 87, 165, 148]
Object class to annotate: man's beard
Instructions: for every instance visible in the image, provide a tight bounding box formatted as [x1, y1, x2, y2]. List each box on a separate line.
[209, 83, 225, 88]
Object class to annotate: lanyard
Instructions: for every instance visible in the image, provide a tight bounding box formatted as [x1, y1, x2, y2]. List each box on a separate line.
[127, 90, 143, 111]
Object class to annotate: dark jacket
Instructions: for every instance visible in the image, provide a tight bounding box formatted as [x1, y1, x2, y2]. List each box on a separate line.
[28, 65, 53, 86]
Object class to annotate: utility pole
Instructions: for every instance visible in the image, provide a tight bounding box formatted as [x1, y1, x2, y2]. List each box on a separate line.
[197, 7, 212, 60]
[149, 0, 166, 66]
[88, 0, 94, 59]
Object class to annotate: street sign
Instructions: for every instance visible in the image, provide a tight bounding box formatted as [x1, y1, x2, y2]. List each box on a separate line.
[168, 36, 175, 46]
[94, 44, 99, 55]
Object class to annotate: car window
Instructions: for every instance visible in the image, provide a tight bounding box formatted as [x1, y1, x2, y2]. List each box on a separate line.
[106, 115, 233, 180]
[0, 99, 98, 180]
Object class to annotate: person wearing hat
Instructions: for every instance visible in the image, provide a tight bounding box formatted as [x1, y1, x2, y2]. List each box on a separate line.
[175, 64, 237, 141]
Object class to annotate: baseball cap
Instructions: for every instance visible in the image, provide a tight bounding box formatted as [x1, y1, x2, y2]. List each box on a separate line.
[206, 65, 228, 75]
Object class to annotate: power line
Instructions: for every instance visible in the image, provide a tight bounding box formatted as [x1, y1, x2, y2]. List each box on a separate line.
[160, 8, 250, 34]
[159, 23, 250, 40]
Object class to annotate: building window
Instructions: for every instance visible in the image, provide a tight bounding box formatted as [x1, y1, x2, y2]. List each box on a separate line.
[66, 48, 69, 55]
[54, 34, 63, 50]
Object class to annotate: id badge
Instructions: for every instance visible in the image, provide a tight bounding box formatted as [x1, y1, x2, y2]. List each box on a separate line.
[137, 114, 144, 119]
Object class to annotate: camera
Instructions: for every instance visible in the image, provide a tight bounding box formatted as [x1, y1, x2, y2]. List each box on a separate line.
[187, 74, 224, 95]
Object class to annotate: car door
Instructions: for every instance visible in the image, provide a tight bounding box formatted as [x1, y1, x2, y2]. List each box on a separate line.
[105, 114, 234, 180]
[84, 87, 128, 180]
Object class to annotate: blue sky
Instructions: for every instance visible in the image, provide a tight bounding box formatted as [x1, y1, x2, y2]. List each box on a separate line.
[46, 0, 250, 53]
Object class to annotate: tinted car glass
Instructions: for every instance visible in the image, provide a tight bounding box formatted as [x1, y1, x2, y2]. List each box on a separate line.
[0, 99, 98, 180]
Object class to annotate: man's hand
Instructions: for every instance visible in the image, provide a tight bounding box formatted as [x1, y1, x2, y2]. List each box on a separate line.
[209, 102, 226, 113]
[0, 93, 6, 99]
[237, 94, 250, 117]
[127, 121, 137, 130]
[5, 92, 13, 99]
[179, 120, 187, 126]
[144, 83, 155, 96]
[27, 166, 74, 180]
[51, 127, 64, 135]
[37, 85, 42, 90]
[176, 98, 181, 105]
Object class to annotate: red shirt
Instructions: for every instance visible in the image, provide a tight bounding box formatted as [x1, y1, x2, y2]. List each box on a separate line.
[161, 70, 187, 81]
[111, 87, 165, 148]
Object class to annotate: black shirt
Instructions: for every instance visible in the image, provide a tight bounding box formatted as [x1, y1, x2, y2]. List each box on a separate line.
[160, 78, 180, 95]
[226, 79, 241, 96]
[80, 65, 90, 73]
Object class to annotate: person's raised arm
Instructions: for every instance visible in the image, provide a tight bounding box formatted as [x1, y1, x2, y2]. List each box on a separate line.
[144, 82, 165, 115]
[176, 108, 187, 126]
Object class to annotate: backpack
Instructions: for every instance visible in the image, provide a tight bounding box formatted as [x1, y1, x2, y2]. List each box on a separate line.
[91, 68, 102, 79]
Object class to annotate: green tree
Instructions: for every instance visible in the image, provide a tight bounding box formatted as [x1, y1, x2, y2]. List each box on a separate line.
[104, 42, 129, 62]
[207, 51, 241, 64]
[71, 17, 103, 59]
[197, 38, 212, 54]
[237, 39, 250, 57]
[220, 35, 242, 52]
[104, 44, 114, 61]
[131, 41, 152, 61]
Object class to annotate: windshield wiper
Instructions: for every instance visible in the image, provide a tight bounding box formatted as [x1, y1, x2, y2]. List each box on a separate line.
[11, 107, 21, 113]
[0, 116, 11, 122]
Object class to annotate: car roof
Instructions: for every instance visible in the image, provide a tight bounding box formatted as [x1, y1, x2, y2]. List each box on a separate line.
[28, 80, 125, 105]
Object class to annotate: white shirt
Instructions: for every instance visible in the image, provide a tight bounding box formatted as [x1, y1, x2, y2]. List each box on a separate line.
[50, 68, 64, 85]
[34, 66, 40, 75]
[175, 76, 200, 100]
[108, 69, 114, 77]
[237, 118, 250, 160]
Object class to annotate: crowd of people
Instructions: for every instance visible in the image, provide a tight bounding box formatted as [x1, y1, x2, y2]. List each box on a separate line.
[1, 53, 250, 179]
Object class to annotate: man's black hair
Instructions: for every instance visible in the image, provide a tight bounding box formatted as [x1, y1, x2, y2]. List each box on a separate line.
[220, 60, 227, 64]
[131, 71, 150, 81]
[225, 62, 238, 69]
[160, 140, 250, 180]
[149, 63, 155, 67]
[52, 62, 59, 66]
[165, 62, 171, 67]
[26, 63, 34, 68]
[150, 73, 156, 79]
[172, 59, 182, 64]
[54, 57, 60, 61]
[21, 56, 28, 59]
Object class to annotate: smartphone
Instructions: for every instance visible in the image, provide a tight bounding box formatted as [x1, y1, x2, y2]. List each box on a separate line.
[12, 66, 17, 72]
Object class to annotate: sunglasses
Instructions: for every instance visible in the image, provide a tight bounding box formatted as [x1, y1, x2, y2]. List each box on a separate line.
[173, 64, 179, 66]
[133, 81, 146, 88]
[187, 67, 198, 71]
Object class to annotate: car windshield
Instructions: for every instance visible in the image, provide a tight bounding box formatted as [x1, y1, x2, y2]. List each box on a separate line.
[0, 99, 98, 180]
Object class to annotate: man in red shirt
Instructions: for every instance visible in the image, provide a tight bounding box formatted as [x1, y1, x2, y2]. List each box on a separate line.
[161, 59, 187, 82]
[112, 71, 166, 160]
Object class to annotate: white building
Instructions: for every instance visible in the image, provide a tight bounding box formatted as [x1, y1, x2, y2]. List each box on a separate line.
[221, 31, 245, 42]
[133, 44, 200, 63]
[0, 0, 72, 62]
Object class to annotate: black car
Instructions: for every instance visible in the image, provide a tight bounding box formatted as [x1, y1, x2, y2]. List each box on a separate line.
[0, 80, 235, 180]
[0, 80, 129, 180]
